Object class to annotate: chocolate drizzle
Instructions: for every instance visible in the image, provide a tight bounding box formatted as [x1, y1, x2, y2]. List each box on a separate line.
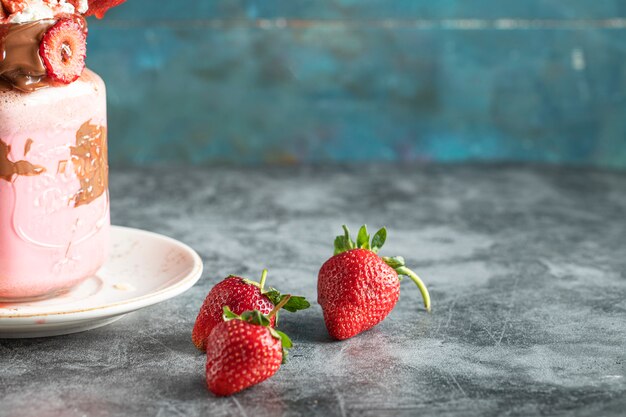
[70, 121, 108, 207]
[0, 20, 56, 92]
[24, 138, 33, 155]
[0, 138, 45, 182]
[0, 121, 108, 206]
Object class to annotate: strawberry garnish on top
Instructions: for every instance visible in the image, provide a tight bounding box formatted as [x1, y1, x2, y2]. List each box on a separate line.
[205, 299, 294, 396]
[39, 17, 87, 84]
[318, 225, 432, 340]
[85, 0, 126, 19]
[192, 270, 310, 351]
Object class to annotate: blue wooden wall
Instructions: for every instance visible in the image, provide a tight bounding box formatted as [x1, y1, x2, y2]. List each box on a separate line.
[86, 1, 626, 168]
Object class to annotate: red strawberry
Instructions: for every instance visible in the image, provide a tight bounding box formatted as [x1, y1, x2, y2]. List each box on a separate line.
[192, 270, 309, 351]
[318, 225, 431, 340]
[85, 0, 126, 19]
[39, 17, 87, 84]
[206, 301, 293, 396]
[0, 4, 6, 19]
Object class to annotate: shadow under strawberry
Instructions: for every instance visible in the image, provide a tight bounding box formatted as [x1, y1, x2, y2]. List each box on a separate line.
[277, 307, 335, 344]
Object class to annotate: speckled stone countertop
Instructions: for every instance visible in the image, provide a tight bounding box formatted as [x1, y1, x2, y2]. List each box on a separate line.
[1, 165, 625, 417]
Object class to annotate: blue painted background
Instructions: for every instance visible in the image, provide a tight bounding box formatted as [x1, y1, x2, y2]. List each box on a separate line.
[86, 1, 626, 168]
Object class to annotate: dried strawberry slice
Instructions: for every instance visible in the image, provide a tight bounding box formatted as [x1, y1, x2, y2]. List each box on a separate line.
[63, 12, 89, 35]
[85, 0, 126, 19]
[39, 18, 87, 84]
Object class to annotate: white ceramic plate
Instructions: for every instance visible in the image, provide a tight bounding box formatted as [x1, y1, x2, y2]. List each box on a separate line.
[0, 226, 203, 338]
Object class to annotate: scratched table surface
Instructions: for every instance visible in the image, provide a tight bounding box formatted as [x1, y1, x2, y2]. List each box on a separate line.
[1, 164, 625, 417]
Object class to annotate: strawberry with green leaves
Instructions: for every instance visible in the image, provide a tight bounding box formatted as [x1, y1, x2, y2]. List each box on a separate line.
[206, 298, 293, 396]
[318, 225, 431, 340]
[192, 270, 309, 351]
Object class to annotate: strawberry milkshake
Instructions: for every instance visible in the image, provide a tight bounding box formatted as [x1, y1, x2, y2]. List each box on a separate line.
[0, 0, 125, 300]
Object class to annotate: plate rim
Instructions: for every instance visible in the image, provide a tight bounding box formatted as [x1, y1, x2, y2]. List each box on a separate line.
[0, 225, 203, 323]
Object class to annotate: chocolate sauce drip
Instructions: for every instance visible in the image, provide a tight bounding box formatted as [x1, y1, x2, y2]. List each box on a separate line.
[71, 121, 108, 207]
[24, 138, 33, 155]
[0, 139, 45, 182]
[0, 20, 55, 92]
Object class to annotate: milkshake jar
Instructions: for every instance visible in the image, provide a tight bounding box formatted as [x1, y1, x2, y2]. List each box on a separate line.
[0, 10, 109, 300]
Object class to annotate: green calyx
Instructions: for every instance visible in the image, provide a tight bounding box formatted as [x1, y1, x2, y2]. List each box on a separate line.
[333, 225, 432, 313]
[334, 225, 387, 255]
[222, 295, 294, 363]
[241, 270, 311, 323]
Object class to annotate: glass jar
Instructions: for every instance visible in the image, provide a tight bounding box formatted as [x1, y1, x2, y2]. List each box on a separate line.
[0, 19, 109, 301]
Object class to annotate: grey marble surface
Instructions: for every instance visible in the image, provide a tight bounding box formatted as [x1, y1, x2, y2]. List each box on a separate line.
[1, 165, 626, 417]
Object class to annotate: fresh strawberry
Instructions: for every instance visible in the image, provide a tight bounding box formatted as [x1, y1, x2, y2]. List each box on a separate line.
[39, 17, 87, 84]
[192, 270, 309, 351]
[206, 300, 293, 396]
[1, 0, 26, 14]
[84, 0, 125, 19]
[0, 4, 6, 19]
[318, 225, 432, 340]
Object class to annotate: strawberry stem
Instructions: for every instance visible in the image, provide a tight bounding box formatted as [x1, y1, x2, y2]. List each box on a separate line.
[268, 295, 291, 319]
[259, 269, 268, 292]
[383, 256, 431, 312]
[396, 266, 431, 312]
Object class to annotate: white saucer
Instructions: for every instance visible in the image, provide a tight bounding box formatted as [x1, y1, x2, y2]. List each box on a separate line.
[0, 226, 203, 338]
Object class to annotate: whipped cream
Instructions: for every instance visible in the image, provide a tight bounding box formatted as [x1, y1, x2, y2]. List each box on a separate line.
[8, 0, 89, 24]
